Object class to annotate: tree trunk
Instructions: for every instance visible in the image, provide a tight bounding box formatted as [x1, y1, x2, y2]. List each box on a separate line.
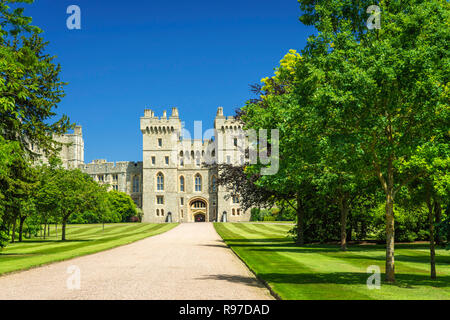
[339, 194, 349, 251]
[48, 224, 50, 237]
[62, 217, 68, 241]
[11, 218, 16, 243]
[43, 222, 46, 239]
[385, 190, 395, 282]
[55, 224, 58, 238]
[426, 194, 437, 279]
[434, 200, 442, 246]
[18, 217, 26, 242]
[296, 192, 304, 245]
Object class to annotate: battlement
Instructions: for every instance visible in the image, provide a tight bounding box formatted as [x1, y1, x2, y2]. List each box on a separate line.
[141, 108, 182, 134]
[83, 160, 143, 173]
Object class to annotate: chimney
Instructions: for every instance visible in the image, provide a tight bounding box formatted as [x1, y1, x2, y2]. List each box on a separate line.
[74, 125, 82, 136]
[171, 107, 179, 118]
[216, 106, 225, 118]
[144, 109, 152, 117]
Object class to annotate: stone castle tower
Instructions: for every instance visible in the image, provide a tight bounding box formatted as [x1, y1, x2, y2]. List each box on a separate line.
[140, 107, 249, 223]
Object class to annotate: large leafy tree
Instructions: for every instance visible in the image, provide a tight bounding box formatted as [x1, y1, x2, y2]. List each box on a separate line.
[295, 0, 449, 281]
[37, 165, 106, 241]
[0, 0, 72, 157]
[107, 190, 138, 223]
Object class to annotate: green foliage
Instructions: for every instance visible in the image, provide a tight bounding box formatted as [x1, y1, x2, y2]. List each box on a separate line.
[0, 0, 72, 157]
[371, 204, 429, 243]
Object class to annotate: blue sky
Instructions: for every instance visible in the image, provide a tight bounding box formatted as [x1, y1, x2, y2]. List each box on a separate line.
[26, 0, 315, 162]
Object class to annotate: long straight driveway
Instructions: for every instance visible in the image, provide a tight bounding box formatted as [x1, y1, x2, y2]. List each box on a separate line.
[0, 223, 273, 300]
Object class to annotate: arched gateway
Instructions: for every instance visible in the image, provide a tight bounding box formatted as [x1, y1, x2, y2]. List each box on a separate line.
[190, 198, 207, 222]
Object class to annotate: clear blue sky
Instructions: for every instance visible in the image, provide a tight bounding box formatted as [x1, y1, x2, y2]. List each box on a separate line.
[26, 0, 315, 163]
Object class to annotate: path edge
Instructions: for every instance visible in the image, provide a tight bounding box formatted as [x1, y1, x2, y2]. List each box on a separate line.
[212, 223, 282, 301]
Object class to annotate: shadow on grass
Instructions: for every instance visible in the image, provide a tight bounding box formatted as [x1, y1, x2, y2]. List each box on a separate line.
[0, 253, 38, 256]
[196, 274, 266, 288]
[331, 253, 450, 266]
[16, 239, 92, 243]
[258, 272, 450, 288]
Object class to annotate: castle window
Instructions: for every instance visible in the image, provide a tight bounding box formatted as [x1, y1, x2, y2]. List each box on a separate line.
[98, 174, 104, 182]
[156, 172, 164, 191]
[179, 151, 184, 166]
[158, 138, 162, 147]
[113, 174, 118, 182]
[237, 209, 240, 216]
[133, 176, 140, 193]
[180, 197, 184, 206]
[161, 209, 164, 216]
[234, 138, 238, 147]
[232, 208, 236, 216]
[211, 176, 217, 192]
[195, 174, 202, 192]
[156, 209, 160, 216]
[156, 196, 164, 205]
[165, 156, 169, 165]
[151, 156, 155, 165]
[113, 185, 118, 191]
[181, 210, 184, 218]
[179, 176, 185, 192]
[232, 195, 239, 204]
[192, 200, 206, 208]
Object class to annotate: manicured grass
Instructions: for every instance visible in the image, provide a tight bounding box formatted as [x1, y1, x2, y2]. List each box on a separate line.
[214, 223, 450, 300]
[0, 223, 178, 276]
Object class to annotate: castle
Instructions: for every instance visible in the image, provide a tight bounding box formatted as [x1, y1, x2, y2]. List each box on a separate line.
[53, 107, 250, 223]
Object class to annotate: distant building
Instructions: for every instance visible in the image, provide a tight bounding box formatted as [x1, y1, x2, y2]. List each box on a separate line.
[52, 107, 249, 223]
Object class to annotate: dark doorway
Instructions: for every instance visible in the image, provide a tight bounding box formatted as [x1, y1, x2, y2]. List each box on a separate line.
[195, 214, 206, 222]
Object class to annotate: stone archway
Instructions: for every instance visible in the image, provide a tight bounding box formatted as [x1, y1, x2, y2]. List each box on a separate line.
[189, 198, 208, 222]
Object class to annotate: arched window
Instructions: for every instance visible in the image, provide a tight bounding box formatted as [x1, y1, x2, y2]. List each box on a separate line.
[161, 209, 164, 216]
[156, 172, 164, 191]
[211, 176, 217, 192]
[156, 209, 160, 216]
[133, 176, 140, 193]
[180, 176, 185, 192]
[195, 174, 202, 192]
[191, 200, 206, 208]
[232, 208, 236, 216]
[179, 151, 184, 166]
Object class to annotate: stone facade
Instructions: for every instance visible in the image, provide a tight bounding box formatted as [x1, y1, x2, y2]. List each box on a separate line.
[140, 107, 249, 223]
[54, 107, 249, 223]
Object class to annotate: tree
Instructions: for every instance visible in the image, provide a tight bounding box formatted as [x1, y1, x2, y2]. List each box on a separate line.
[107, 191, 138, 223]
[240, 50, 324, 245]
[37, 164, 105, 241]
[295, 0, 449, 282]
[0, 0, 72, 158]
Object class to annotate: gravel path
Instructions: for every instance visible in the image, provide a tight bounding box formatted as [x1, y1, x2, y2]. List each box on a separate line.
[0, 223, 273, 300]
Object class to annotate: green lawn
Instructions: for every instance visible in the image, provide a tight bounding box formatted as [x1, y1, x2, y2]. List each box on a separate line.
[0, 223, 178, 276]
[214, 223, 450, 300]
